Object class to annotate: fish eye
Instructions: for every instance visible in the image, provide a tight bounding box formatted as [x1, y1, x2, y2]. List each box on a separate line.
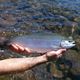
[69, 41, 71, 42]
[68, 40, 73, 42]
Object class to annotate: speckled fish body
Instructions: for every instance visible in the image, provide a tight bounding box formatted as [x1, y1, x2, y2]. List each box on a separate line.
[9, 33, 75, 53]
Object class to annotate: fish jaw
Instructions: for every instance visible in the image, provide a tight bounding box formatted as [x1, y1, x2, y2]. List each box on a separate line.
[60, 40, 75, 49]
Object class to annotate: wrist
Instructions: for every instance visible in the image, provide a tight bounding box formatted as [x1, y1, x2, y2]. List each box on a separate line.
[37, 54, 48, 63]
[41, 54, 48, 62]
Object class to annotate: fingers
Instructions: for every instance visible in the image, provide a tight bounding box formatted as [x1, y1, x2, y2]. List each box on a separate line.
[56, 49, 66, 55]
[9, 43, 31, 53]
[14, 44, 24, 51]
[11, 44, 18, 50]
[24, 48, 31, 53]
[57, 54, 62, 58]
[46, 49, 66, 56]
[55, 49, 67, 58]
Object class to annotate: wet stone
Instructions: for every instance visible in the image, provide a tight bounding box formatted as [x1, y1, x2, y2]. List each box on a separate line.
[0, 0, 80, 80]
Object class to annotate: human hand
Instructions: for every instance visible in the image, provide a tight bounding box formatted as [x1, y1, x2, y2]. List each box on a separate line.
[8, 43, 31, 54]
[9, 43, 66, 59]
[45, 49, 66, 61]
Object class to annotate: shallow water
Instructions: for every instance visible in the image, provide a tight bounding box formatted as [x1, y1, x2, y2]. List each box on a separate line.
[0, 0, 80, 80]
[0, 0, 80, 33]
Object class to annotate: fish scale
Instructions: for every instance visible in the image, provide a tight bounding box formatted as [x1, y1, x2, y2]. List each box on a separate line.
[9, 33, 75, 53]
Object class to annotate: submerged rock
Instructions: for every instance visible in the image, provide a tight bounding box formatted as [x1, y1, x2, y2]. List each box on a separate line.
[0, 0, 80, 80]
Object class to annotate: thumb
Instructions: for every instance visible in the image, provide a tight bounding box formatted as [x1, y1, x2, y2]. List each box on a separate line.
[56, 49, 66, 55]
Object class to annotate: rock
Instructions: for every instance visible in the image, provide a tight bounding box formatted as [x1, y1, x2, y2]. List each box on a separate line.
[64, 50, 80, 75]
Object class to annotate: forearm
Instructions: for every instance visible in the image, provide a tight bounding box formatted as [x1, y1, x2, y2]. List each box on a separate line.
[0, 55, 47, 75]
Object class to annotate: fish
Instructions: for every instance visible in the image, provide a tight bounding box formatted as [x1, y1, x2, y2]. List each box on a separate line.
[9, 33, 75, 53]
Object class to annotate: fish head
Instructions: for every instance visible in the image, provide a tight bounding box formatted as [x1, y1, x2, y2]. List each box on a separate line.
[60, 40, 75, 49]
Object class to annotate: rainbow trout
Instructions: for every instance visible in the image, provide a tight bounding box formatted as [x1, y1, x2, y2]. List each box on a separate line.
[9, 33, 75, 53]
